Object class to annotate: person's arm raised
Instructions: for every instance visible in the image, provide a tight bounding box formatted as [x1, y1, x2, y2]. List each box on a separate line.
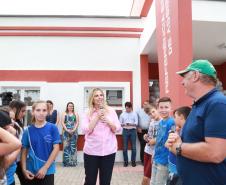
[0, 127, 21, 156]
[4, 148, 21, 169]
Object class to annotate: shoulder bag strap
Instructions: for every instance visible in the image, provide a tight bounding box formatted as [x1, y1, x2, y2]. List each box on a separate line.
[27, 127, 46, 162]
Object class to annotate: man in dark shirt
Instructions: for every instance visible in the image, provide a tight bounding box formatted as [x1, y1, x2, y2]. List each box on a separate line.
[167, 59, 226, 185]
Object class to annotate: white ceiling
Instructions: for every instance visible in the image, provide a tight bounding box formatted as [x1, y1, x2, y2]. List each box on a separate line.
[0, 0, 138, 17]
[145, 20, 226, 65]
[192, 21, 226, 65]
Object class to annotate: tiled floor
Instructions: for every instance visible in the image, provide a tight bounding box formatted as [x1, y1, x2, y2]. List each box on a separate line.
[16, 162, 144, 185]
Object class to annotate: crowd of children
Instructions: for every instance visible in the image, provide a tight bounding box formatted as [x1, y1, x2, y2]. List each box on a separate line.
[140, 98, 191, 185]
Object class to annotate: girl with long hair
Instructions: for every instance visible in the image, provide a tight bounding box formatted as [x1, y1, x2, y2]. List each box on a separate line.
[8, 100, 26, 185]
[21, 101, 61, 185]
[61, 102, 79, 167]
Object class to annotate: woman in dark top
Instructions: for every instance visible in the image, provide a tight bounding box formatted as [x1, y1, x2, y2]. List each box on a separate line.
[8, 100, 26, 185]
[46, 100, 59, 125]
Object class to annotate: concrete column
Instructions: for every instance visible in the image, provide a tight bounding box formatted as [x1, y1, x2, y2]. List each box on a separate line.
[155, 0, 193, 108]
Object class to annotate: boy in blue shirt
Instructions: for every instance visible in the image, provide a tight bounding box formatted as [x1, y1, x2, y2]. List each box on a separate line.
[166, 106, 191, 185]
[150, 97, 174, 185]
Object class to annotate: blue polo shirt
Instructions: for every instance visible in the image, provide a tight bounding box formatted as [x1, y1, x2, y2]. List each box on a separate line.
[177, 88, 226, 185]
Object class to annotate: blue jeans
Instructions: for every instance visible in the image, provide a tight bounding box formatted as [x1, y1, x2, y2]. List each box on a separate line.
[150, 162, 168, 185]
[122, 128, 137, 162]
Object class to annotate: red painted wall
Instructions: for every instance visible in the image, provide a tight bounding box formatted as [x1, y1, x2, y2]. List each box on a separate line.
[140, 55, 150, 103]
[149, 63, 159, 79]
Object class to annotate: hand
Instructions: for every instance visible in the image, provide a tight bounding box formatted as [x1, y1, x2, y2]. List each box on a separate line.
[165, 139, 171, 149]
[100, 115, 111, 125]
[98, 109, 105, 119]
[5, 125, 17, 136]
[98, 109, 108, 123]
[148, 138, 156, 145]
[143, 134, 148, 141]
[137, 127, 142, 133]
[23, 169, 35, 180]
[165, 132, 182, 153]
[36, 166, 48, 179]
[68, 130, 73, 135]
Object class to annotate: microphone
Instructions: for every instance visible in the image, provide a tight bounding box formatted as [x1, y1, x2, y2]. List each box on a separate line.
[99, 104, 105, 122]
[168, 125, 176, 134]
[99, 105, 104, 116]
[99, 102, 105, 111]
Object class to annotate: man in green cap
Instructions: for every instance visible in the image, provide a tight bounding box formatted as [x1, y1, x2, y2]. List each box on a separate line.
[166, 59, 226, 185]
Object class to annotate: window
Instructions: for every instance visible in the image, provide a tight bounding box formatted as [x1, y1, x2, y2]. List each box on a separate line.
[106, 90, 122, 106]
[24, 90, 40, 106]
[0, 87, 40, 126]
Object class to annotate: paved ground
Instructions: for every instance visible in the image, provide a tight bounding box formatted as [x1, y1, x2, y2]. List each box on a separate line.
[16, 162, 144, 185]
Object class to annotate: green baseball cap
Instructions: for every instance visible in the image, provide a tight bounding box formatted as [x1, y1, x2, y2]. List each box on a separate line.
[176, 59, 217, 79]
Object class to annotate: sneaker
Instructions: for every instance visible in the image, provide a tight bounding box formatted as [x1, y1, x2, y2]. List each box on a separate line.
[124, 161, 128, 167]
[131, 161, 136, 167]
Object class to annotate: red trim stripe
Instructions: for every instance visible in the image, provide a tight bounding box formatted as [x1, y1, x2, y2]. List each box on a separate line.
[0, 70, 132, 82]
[0, 26, 143, 32]
[0, 32, 141, 38]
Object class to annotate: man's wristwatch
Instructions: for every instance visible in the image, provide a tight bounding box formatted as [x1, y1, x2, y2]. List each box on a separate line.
[176, 143, 183, 156]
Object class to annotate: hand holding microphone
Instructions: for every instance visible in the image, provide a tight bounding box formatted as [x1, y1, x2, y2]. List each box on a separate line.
[99, 105, 111, 125]
[98, 105, 106, 122]
[165, 125, 182, 151]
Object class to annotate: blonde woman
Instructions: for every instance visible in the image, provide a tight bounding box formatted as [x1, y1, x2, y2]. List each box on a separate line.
[81, 88, 121, 185]
[61, 102, 79, 167]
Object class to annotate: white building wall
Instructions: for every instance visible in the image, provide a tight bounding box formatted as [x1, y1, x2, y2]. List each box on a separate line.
[0, 37, 140, 71]
[0, 17, 143, 162]
[139, 0, 156, 54]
